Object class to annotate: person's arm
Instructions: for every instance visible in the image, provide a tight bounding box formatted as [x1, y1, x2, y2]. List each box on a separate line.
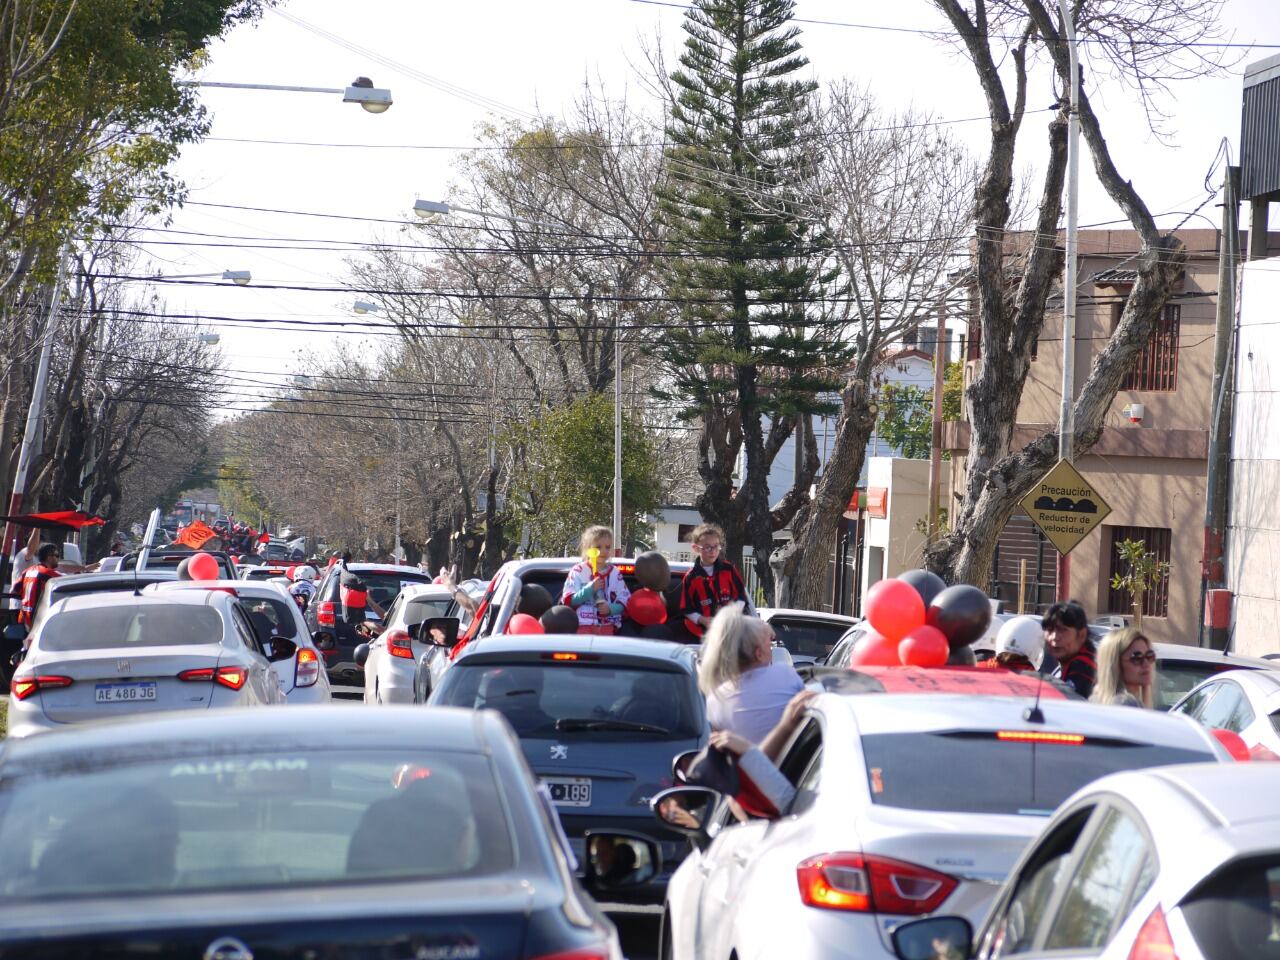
[709, 730, 797, 815]
[23, 527, 39, 560]
[758, 689, 818, 762]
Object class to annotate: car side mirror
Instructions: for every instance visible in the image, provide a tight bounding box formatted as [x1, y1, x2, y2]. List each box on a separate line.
[3, 623, 27, 646]
[312, 631, 335, 652]
[581, 831, 661, 895]
[354, 643, 371, 667]
[650, 786, 719, 845]
[414, 616, 460, 649]
[266, 636, 297, 663]
[671, 749, 700, 783]
[890, 916, 973, 960]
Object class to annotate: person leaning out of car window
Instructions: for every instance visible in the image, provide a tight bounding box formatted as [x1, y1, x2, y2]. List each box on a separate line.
[699, 603, 804, 744]
[1090, 626, 1156, 708]
[561, 525, 630, 636]
[1042, 600, 1097, 699]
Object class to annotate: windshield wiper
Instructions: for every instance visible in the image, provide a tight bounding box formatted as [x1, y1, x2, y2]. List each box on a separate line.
[555, 718, 671, 735]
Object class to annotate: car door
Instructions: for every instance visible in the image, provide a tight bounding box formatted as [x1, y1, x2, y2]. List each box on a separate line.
[1196, 679, 1252, 734]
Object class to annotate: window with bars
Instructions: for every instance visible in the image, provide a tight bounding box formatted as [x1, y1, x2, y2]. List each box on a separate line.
[1105, 526, 1171, 619]
[1115, 303, 1181, 391]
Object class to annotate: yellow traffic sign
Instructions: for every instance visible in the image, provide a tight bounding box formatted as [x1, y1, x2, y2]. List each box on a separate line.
[1019, 459, 1112, 556]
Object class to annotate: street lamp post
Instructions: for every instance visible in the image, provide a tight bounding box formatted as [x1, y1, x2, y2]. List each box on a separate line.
[159, 270, 251, 286]
[177, 76, 392, 113]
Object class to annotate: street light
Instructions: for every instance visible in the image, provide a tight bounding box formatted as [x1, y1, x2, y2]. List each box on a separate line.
[157, 269, 252, 286]
[353, 300, 379, 314]
[177, 76, 392, 114]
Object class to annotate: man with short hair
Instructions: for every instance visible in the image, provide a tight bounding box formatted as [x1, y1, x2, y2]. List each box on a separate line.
[1042, 600, 1097, 698]
[679, 523, 753, 639]
[17, 543, 62, 627]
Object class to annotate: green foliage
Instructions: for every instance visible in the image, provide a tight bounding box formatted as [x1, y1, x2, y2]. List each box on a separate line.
[507, 394, 663, 555]
[876, 362, 964, 460]
[943, 361, 963, 421]
[1109, 538, 1170, 628]
[216, 457, 272, 526]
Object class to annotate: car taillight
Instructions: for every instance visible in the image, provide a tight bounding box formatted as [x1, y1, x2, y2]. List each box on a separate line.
[316, 601, 336, 626]
[526, 948, 611, 960]
[179, 666, 248, 690]
[1128, 906, 1179, 960]
[9, 674, 73, 701]
[385, 629, 413, 660]
[996, 730, 1086, 745]
[294, 647, 320, 687]
[797, 853, 956, 915]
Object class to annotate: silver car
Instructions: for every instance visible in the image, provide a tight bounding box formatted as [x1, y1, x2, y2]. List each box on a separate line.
[8, 590, 288, 737]
[891, 761, 1280, 960]
[1170, 667, 1280, 760]
[360, 583, 454, 705]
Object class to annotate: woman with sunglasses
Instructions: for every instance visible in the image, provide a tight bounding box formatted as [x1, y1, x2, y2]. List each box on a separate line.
[1090, 627, 1157, 708]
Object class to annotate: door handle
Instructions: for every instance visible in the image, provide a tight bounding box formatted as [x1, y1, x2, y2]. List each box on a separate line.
[732, 851, 750, 867]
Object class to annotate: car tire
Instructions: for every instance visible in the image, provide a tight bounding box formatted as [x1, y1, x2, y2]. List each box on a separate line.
[659, 906, 674, 960]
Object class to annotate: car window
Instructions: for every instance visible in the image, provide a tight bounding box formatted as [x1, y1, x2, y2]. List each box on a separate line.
[790, 747, 823, 816]
[434, 663, 702, 740]
[1198, 681, 1248, 732]
[349, 571, 431, 611]
[231, 607, 265, 655]
[405, 597, 451, 626]
[1044, 807, 1154, 950]
[1180, 856, 1280, 960]
[860, 732, 1215, 817]
[988, 808, 1096, 957]
[239, 597, 301, 642]
[770, 619, 849, 661]
[1175, 683, 1218, 719]
[0, 750, 514, 897]
[39, 605, 225, 651]
[1156, 660, 1242, 711]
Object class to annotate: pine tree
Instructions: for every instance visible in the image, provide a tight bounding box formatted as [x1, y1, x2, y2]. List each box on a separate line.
[656, 0, 847, 602]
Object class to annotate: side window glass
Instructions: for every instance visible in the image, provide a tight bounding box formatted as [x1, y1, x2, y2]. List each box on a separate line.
[778, 720, 821, 786]
[232, 608, 264, 655]
[1199, 682, 1246, 731]
[789, 748, 823, 816]
[1177, 684, 1216, 719]
[1044, 808, 1153, 951]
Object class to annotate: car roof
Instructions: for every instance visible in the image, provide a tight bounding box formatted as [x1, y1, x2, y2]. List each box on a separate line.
[757, 608, 858, 625]
[0, 706, 497, 767]
[399, 583, 453, 600]
[836, 692, 1218, 750]
[51, 589, 232, 614]
[499, 556, 693, 575]
[46, 570, 176, 592]
[1153, 641, 1276, 669]
[458, 632, 697, 671]
[340, 563, 432, 576]
[1136, 761, 1280, 829]
[814, 665, 1072, 699]
[153, 579, 291, 599]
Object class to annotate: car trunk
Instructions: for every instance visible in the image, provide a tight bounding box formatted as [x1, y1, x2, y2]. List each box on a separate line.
[32, 644, 223, 723]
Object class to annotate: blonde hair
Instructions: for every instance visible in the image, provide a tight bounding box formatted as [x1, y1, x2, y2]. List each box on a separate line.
[697, 604, 772, 694]
[689, 523, 725, 545]
[579, 525, 614, 560]
[1091, 627, 1155, 708]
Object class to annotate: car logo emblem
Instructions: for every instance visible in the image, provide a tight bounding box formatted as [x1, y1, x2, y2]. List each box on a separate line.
[204, 938, 254, 960]
[116, 659, 131, 673]
[550, 744, 568, 760]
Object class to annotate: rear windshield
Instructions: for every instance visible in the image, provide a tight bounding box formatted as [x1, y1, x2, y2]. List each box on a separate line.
[40, 605, 225, 651]
[0, 750, 513, 899]
[347, 571, 431, 610]
[435, 663, 702, 739]
[1156, 660, 1243, 710]
[406, 597, 451, 625]
[1181, 856, 1280, 960]
[770, 619, 849, 661]
[239, 597, 301, 641]
[243, 569, 285, 582]
[860, 732, 1214, 816]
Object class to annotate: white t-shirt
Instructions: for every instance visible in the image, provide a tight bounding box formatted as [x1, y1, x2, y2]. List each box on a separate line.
[6, 548, 33, 609]
[706, 662, 805, 744]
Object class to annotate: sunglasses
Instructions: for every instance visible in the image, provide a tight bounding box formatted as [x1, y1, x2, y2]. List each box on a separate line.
[1126, 650, 1157, 664]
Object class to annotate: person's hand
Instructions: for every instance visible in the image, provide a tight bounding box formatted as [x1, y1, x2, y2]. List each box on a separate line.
[709, 729, 752, 757]
[659, 797, 700, 830]
[437, 566, 456, 590]
[595, 599, 611, 618]
[592, 575, 607, 591]
[780, 689, 818, 730]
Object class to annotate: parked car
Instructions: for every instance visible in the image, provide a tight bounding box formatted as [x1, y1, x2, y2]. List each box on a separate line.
[653, 690, 1227, 960]
[0, 706, 628, 958]
[120, 549, 236, 578]
[237, 564, 291, 582]
[149, 580, 332, 704]
[890, 761, 1280, 960]
[757, 607, 858, 665]
[304, 563, 435, 684]
[359, 583, 455, 705]
[1150, 641, 1277, 711]
[1169, 667, 1280, 759]
[431, 633, 707, 901]
[8, 590, 289, 737]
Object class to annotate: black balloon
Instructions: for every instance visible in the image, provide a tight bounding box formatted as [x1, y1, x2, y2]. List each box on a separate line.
[176, 557, 193, 581]
[540, 605, 580, 634]
[898, 568, 947, 610]
[946, 644, 977, 666]
[927, 584, 993, 651]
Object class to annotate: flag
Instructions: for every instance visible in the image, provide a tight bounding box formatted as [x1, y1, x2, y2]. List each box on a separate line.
[174, 519, 219, 549]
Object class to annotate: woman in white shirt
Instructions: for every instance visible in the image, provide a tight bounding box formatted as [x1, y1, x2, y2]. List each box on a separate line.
[698, 603, 804, 744]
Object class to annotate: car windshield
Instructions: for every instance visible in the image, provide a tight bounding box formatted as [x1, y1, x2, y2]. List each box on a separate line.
[1181, 855, 1280, 960]
[39, 605, 224, 651]
[352, 571, 431, 610]
[770, 619, 848, 661]
[435, 663, 702, 739]
[860, 732, 1214, 816]
[0, 750, 512, 899]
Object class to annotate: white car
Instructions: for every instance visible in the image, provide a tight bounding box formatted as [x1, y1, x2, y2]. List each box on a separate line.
[1149, 641, 1277, 711]
[1170, 667, 1280, 759]
[890, 761, 1280, 960]
[360, 583, 455, 705]
[654, 690, 1228, 960]
[8, 590, 288, 737]
[757, 607, 858, 665]
[149, 580, 332, 704]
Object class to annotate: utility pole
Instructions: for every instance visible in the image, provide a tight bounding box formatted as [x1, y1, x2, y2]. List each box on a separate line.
[1055, 0, 1081, 603]
[1201, 164, 1241, 648]
[927, 300, 948, 544]
[612, 312, 623, 555]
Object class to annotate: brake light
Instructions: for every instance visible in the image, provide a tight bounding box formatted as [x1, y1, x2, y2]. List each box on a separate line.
[526, 948, 610, 960]
[1128, 906, 1179, 960]
[385, 629, 413, 660]
[178, 666, 248, 690]
[996, 730, 1086, 745]
[316, 601, 336, 627]
[9, 674, 73, 701]
[614, 563, 636, 574]
[797, 853, 956, 915]
[294, 647, 320, 687]
[541, 652, 601, 662]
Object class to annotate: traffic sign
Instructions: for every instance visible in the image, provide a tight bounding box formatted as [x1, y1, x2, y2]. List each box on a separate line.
[1019, 459, 1112, 556]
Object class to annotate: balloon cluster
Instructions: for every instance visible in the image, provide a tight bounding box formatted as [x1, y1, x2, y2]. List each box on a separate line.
[851, 569, 992, 668]
[176, 551, 221, 582]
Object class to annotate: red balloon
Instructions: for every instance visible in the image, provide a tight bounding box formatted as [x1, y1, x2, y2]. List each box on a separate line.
[626, 589, 668, 627]
[506, 613, 545, 635]
[1210, 728, 1251, 762]
[847, 630, 901, 667]
[188, 552, 220, 581]
[864, 578, 926, 642]
[898, 625, 950, 667]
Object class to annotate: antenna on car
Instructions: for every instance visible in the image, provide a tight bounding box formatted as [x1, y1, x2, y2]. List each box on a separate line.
[1024, 670, 1047, 725]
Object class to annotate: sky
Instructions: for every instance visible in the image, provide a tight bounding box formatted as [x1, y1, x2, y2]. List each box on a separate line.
[132, 0, 1280, 409]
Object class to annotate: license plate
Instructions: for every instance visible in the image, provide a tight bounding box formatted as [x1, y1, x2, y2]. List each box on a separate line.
[94, 682, 157, 703]
[544, 776, 592, 807]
